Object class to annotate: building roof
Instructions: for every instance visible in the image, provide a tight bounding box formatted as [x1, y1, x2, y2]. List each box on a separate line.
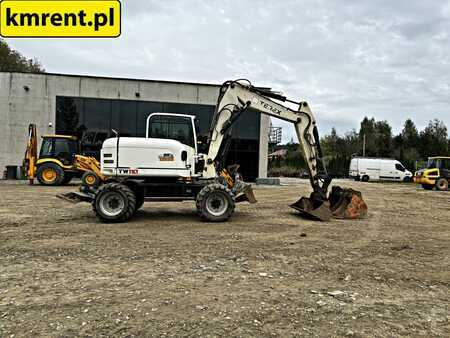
[1, 71, 272, 91]
[1, 71, 221, 87]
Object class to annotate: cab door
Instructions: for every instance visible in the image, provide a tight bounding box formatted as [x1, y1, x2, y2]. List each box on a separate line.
[147, 114, 197, 174]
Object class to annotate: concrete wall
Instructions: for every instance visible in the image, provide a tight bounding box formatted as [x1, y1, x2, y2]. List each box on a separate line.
[0, 72, 268, 178]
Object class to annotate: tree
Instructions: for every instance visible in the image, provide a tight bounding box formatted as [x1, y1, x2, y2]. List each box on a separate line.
[0, 38, 44, 72]
[393, 119, 421, 170]
[358, 117, 377, 156]
[374, 120, 393, 157]
[419, 119, 448, 157]
[358, 117, 393, 157]
[401, 119, 419, 148]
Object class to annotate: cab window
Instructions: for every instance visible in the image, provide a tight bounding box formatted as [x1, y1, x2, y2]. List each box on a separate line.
[440, 159, 450, 169]
[395, 163, 405, 172]
[148, 116, 195, 148]
[39, 138, 53, 157]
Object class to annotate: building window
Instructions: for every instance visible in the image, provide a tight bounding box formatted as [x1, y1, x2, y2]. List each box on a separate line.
[56, 96, 260, 180]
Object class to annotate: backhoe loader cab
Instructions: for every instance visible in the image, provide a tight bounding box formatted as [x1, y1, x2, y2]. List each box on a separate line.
[39, 135, 79, 165]
[35, 134, 81, 185]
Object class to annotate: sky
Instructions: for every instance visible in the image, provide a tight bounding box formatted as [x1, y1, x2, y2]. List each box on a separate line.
[5, 0, 450, 143]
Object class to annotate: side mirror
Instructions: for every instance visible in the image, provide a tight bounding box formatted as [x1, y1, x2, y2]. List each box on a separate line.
[181, 151, 187, 162]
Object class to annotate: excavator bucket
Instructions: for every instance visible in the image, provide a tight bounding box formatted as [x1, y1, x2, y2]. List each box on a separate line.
[290, 195, 332, 221]
[290, 186, 367, 221]
[328, 186, 367, 219]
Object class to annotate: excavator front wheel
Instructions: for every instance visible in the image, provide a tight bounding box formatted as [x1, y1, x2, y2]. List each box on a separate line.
[196, 183, 235, 222]
[36, 163, 65, 186]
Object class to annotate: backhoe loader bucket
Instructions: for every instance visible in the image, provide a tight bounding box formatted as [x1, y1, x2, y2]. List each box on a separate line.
[290, 186, 367, 221]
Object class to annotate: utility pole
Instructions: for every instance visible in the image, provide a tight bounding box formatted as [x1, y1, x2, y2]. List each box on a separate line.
[362, 133, 366, 157]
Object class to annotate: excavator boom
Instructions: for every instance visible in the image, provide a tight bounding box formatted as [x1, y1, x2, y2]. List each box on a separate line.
[205, 80, 367, 221]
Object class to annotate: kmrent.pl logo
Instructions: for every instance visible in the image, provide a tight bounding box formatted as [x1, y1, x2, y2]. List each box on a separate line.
[0, 0, 121, 37]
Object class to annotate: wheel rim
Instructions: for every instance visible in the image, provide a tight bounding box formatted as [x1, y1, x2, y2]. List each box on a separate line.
[438, 180, 447, 189]
[42, 168, 57, 183]
[85, 174, 96, 185]
[206, 192, 228, 217]
[99, 192, 125, 217]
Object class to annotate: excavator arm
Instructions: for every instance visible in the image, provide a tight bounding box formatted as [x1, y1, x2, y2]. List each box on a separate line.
[204, 80, 367, 221]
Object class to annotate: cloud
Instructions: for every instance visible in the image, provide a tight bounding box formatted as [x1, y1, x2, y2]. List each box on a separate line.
[6, 0, 450, 142]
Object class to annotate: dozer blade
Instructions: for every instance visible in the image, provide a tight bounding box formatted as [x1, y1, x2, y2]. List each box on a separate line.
[234, 180, 258, 203]
[56, 191, 94, 204]
[328, 186, 367, 219]
[243, 183, 257, 203]
[290, 196, 332, 221]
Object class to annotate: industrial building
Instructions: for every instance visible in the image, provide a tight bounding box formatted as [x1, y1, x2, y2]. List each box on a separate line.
[0, 72, 270, 181]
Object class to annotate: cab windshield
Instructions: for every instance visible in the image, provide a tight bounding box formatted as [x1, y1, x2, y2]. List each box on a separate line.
[427, 158, 450, 169]
[40, 137, 79, 163]
[427, 159, 438, 169]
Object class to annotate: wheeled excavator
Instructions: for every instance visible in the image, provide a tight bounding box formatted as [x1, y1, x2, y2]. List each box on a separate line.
[59, 79, 367, 222]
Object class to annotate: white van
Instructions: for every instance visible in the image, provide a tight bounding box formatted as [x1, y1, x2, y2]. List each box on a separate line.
[349, 158, 413, 182]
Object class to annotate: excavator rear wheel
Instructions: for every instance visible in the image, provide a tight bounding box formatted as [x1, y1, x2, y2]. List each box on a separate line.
[93, 183, 136, 223]
[36, 163, 65, 186]
[196, 183, 235, 222]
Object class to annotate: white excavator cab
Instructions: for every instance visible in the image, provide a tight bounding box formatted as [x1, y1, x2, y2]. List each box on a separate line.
[101, 113, 198, 179]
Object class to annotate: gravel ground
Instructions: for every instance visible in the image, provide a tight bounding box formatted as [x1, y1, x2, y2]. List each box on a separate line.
[0, 179, 449, 337]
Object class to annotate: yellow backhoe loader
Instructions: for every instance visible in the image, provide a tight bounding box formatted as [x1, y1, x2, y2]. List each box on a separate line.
[23, 124, 105, 187]
[414, 156, 450, 191]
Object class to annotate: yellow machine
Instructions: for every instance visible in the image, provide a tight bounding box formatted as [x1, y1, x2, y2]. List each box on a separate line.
[23, 123, 105, 186]
[414, 156, 450, 191]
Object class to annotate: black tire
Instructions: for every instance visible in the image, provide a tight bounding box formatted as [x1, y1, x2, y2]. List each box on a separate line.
[435, 178, 449, 191]
[36, 163, 65, 186]
[81, 171, 101, 188]
[422, 184, 433, 190]
[361, 175, 370, 182]
[93, 183, 136, 223]
[196, 183, 235, 222]
[403, 176, 413, 183]
[354, 176, 361, 182]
